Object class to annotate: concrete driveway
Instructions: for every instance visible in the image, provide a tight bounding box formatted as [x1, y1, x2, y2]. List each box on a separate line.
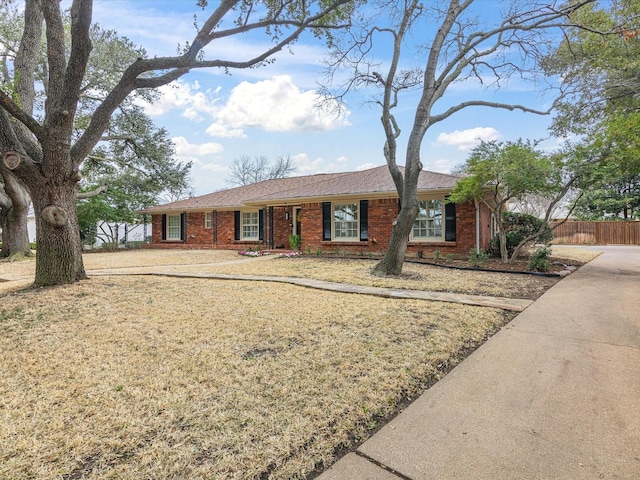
[320, 246, 640, 479]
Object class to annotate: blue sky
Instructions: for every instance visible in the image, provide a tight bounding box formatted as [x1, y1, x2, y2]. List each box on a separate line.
[86, 1, 564, 196]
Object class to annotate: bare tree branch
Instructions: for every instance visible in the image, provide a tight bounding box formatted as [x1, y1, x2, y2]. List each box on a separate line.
[77, 183, 107, 199]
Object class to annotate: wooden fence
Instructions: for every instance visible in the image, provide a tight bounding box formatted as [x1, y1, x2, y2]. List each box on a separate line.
[551, 221, 640, 245]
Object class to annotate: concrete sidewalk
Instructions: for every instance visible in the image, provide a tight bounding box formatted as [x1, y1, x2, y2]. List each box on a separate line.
[319, 246, 640, 479]
[90, 269, 532, 312]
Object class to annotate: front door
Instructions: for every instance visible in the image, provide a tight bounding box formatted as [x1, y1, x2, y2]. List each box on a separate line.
[292, 207, 301, 237]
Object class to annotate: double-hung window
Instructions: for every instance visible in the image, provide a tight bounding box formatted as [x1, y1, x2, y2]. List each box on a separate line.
[412, 199, 443, 241]
[333, 203, 359, 240]
[205, 212, 212, 229]
[241, 211, 259, 240]
[167, 214, 182, 240]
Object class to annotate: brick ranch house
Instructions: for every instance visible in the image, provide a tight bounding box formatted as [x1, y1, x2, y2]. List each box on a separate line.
[140, 165, 494, 256]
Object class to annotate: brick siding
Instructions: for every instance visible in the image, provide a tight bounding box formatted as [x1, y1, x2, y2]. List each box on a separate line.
[147, 198, 490, 256]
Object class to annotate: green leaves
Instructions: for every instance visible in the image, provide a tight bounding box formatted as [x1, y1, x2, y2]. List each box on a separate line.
[449, 139, 553, 206]
[77, 107, 192, 239]
[572, 113, 640, 219]
[546, 1, 640, 135]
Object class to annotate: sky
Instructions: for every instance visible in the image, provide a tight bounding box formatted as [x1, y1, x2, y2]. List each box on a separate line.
[84, 0, 565, 197]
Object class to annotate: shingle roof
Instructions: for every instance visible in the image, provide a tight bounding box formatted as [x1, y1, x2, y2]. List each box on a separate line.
[140, 165, 462, 213]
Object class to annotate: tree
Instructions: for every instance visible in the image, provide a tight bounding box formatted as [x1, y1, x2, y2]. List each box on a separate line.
[449, 139, 601, 262]
[77, 108, 192, 246]
[324, 0, 595, 276]
[0, 1, 157, 260]
[0, 0, 355, 286]
[226, 154, 297, 186]
[574, 171, 640, 220]
[573, 112, 640, 219]
[486, 211, 553, 259]
[542, 2, 640, 220]
[449, 140, 561, 262]
[544, 0, 640, 136]
[0, 0, 41, 260]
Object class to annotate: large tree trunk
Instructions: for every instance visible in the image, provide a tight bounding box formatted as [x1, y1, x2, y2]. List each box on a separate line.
[373, 117, 423, 276]
[0, 174, 33, 259]
[372, 203, 418, 276]
[31, 180, 86, 286]
[28, 140, 86, 286]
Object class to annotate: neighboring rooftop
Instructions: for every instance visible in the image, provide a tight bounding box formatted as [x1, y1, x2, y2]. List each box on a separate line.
[140, 165, 462, 213]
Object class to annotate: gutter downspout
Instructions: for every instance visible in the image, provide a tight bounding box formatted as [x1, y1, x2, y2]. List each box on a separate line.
[474, 199, 480, 253]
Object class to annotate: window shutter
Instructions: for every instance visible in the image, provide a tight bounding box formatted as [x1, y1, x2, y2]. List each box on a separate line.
[322, 202, 332, 241]
[180, 213, 186, 241]
[259, 209, 265, 241]
[161, 214, 167, 240]
[234, 211, 240, 241]
[359, 200, 368, 241]
[213, 211, 218, 244]
[445, 201, 456, 241]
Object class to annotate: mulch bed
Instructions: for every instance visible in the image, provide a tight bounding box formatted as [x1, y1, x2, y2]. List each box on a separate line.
[408, 257, 580, 276]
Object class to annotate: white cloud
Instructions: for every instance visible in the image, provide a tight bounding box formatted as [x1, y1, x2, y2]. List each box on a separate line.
[427, 158, 458, 174]
[208, 75, 350, 137]
[199, 163, 230, 173]
[172, 136, 224, 156]
[435, 127, 501, 151]
[292, 153, 325, 174]
[356, 162, 381, 171]
[140, 81, 220, 120]
[291, 153, 355, 176]
[205, 123, 247, 138]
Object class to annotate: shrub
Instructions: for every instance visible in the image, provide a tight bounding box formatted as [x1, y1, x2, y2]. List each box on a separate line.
[468, 248, 489, 268]
[288, 234, 301, 250]
[528, 247, 552, 272]
[488, 212, 552, 258]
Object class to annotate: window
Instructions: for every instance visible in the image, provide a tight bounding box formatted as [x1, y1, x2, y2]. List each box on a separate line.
[412, 199, 443, 241]
[241, 211, 259, 240]
[333, 203, 359, 240]
[205, 212, 212, 229]
[167, 214, 181, 240]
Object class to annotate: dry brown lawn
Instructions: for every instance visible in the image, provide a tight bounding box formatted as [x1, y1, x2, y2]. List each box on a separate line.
[0, 247, 600, 479]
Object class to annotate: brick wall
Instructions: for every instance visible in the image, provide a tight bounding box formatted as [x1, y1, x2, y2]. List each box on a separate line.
[271, 207, 292, 249]
[185, 212, 212, 244]
[297, 198, 482, 257]
[150, 213, 163, 244]
[148, 198, 489, 256]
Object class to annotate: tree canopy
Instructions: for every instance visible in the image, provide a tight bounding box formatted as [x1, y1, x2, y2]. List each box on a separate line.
[0, 0, 355, 286]
[77, 107, 192, 245]
[572, 112, 640, 219]
[545, 0, 640, 135]
[323, 0, 595, 275]
[449, 139, 559, 262]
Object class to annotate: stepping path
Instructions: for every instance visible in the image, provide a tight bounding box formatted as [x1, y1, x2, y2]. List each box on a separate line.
[89, 269, 533, 312]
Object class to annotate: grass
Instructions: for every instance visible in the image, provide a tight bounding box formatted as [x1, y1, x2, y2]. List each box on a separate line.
[0, 247, 599, 479]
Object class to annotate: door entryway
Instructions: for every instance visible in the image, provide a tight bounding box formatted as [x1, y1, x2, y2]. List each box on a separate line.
[292, 207, 301, 237]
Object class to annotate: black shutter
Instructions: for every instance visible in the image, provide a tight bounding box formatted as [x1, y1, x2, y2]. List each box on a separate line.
[359, 200, 368, 241]
[234, 211, 240, 240]
[161, 214, 167, 240]
[322, 202, 332, 241]
[213, 211, 218, 244]
[259, 209, 265, 241]
[445, 201, 456, 241]
[268, 207, 274, 248]
[180, 213, 186, 241]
